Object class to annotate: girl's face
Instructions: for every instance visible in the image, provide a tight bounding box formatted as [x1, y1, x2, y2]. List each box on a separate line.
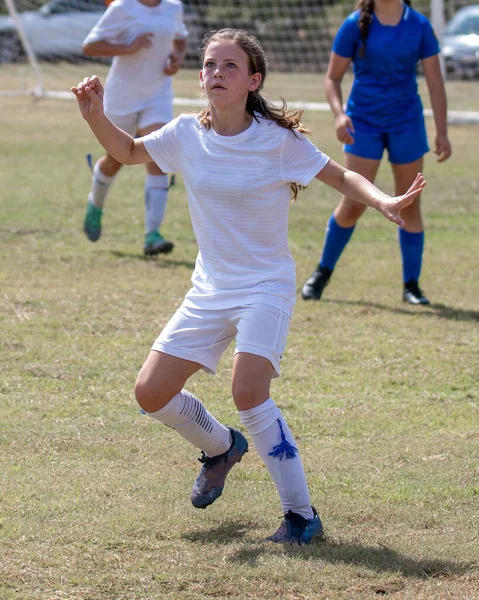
[199, 40, 262, 109]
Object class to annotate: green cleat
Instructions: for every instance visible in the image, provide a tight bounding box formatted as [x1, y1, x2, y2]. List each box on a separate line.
[143, 231, 174, 256]
[83, 201, 103, 242]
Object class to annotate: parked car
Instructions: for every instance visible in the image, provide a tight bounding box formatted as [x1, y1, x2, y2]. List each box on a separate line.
[0, 0, 201, 64]
[442, 4, 479, 79]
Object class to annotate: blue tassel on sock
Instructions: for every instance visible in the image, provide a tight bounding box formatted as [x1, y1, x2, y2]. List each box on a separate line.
[268, 419, 299, 461]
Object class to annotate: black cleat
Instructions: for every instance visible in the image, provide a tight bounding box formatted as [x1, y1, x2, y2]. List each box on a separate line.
[301, 266, 333, 301]
[403, 279, 430, 305]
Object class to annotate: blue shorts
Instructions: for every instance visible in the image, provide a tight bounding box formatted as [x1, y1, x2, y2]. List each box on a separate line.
[344, 124, 429, 164]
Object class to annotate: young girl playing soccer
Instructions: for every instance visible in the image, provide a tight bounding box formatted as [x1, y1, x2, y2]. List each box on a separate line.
[302, 0, 451, 305]
[72, 28, 426, 544]
[81, 0, 188, 256]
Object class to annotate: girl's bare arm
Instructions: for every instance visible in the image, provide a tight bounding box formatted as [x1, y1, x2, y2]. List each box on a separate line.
[316, 159, 426, 226]
[71, 76, 151, 165]
[422, 54, 452, 162]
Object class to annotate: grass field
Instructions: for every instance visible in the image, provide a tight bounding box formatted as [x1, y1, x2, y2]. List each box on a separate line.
[1, 70, 478, 600]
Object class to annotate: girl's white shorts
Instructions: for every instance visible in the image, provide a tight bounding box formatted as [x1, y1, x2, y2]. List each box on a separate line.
[152, 303, 291, 377]
[107, 98, 174, 136]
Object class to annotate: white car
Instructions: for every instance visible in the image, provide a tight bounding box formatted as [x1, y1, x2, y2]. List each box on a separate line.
[0, 0, 201, 64]
[442, 4, 479, 79]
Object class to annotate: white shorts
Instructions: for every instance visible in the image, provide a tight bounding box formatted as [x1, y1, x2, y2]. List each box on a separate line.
[152, 303, 291, 377]
[107, 98, 174, 136]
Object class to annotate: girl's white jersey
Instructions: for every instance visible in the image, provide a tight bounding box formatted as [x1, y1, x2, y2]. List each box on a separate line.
[83, 0, 188, 115]
[144, 114, 330, 317]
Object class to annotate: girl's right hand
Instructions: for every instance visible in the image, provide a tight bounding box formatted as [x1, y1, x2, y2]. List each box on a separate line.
[71, 76, 104, 121]
[335, 113, 355, 145]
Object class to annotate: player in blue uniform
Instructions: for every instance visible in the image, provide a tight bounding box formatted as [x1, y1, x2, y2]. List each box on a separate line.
[302, 0, 452, 304]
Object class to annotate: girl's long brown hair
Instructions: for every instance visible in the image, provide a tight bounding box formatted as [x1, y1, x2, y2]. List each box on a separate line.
[198, 28, 310, 200]
[357, 0, 411, 56]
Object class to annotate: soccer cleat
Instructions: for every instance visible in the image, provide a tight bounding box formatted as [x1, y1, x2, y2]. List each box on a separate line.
[301, 266, 333, 300]
[267, 506, 323, 545]
[83, 201, 103, 242]
[143, 231, 174, 256]
[191, 427, 248, 509]
[403, 279, 430, 305]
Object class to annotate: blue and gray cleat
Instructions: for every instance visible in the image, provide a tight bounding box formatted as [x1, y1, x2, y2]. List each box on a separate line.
[191, 427, 248, 509]
[267, 507, 323, 544]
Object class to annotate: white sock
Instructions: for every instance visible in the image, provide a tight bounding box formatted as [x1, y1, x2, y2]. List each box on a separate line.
[239, 398, 313, 519]
[89, 160, 116, 209]
[144, 174, 169, 234]
[145, 389, 232, 457]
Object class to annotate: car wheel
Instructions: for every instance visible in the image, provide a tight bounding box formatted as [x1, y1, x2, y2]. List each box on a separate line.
[0, 31, 25, 63]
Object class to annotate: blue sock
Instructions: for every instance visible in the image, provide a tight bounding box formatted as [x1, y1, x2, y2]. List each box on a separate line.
[319, 214, 356, 270]
[399, 229, 424, 283]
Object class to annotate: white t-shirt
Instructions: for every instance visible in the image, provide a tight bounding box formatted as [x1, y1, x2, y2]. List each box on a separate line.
[83, 0, 188, 115]
[143, 114, 330, 317]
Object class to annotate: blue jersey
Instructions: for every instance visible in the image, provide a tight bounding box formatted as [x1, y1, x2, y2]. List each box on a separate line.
[333, 5, 440, 132]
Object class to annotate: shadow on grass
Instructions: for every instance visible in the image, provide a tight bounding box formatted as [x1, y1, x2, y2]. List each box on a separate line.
[326, 299, 479, 323]
[183, 520, 253, 544]
[185, 524, 473, 579]
[240, 536, 472, 579]
[108, 250, 195, 269]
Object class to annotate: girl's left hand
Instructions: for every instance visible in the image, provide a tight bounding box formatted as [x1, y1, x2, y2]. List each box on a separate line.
[163, 53, 182, 76]
[435, 134, 452, 163]
[380, 173, 427, 226]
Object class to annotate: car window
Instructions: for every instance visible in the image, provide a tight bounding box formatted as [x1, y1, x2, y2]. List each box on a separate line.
[445, 13, 479, 36]
[42, 0, 106, 14]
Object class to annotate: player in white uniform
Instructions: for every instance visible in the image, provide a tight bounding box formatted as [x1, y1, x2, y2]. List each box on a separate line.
[81, 0, 188, 255]
[72, 29, 426, 544]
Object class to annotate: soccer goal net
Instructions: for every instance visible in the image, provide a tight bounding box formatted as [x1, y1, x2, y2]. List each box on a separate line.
[1, 0, 478, 121]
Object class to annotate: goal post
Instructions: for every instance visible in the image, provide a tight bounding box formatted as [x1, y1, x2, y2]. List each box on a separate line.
[2, 0, 44, 94]
[431, 0, 446, 39]
[430, 0, 446, 75]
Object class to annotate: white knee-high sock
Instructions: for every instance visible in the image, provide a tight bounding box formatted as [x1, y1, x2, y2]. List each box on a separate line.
[144, 174, 169, 234]
[239, 398, 313, 519]
[89, 160, 116, 209]
[145, 389, 231, 457]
